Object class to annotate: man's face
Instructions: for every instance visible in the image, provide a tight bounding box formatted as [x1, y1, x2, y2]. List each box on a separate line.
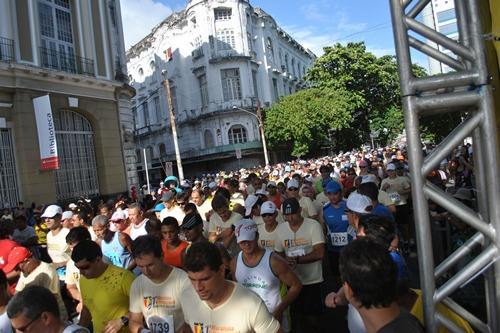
[10, 311, 47, 333]
[44, 216, 61, 230]
[135, 253, 163, 280]
[92, 224, 106, 240]
[15, 218, 27, 230]
[161, 225, 179, 243]
[261, 212, 277, 225]
[75, 258, 100, 279]
[62, 218, 73, 229]
[99, 207, 111, 218]
[346, 211, 359, 231]
[284, 212, 301, 224]
[191, 192, 203, 206]
[327, 191, 342, 205]
[71, 215, 84, 228]
[239, 239, 258, 255]
[112, 219, 128, 232]
[128, 208, 143, 225]
[188, 265, 224, 301]
[321, 170, 330, 180]
[215, 206, 231, 221]
[267, 185, 277, 195]
[182, 225, 202, 242]
[286, 186, 299, 198]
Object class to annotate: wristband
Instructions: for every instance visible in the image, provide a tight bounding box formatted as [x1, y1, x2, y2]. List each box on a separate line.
[120, 316, 129, 327]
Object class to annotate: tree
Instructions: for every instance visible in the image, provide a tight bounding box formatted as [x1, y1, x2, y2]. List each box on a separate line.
[263, 88, 354, 157]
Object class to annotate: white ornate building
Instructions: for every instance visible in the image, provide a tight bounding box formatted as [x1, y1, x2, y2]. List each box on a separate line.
[126, 0, 315, 182]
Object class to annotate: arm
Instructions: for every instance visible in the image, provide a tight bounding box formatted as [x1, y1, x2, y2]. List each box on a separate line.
[292, 243, 325, 265]
[229, 257, 237, 281]
[119, 233, 137, 271]
[270, 254, 302, 321]
[129, 312, 146, 333]
[324, 286, 348, 308]
[78, 305, 92, 328]
[208, 231, 217, 243]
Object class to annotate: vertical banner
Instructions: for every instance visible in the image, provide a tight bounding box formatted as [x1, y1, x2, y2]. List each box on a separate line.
[33, 95, 59, 170]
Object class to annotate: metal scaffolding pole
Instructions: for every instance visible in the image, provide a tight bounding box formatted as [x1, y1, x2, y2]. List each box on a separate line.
[389, 0, 500, 332]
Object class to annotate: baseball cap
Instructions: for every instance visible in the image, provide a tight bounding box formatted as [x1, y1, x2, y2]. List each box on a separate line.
[346, 192, 373, 214]
[361, 174, 377, 184]
[61, 211, 73, 220]
[386, 163, 397, 171]
[153, 203, 165, 212]
[208, 182, 218, 190]
[161, 190, 175, 202]
[325, 181, 341, 193]
[181, 213, 203, 229]
[234, 219, 258, 243]
[260, 201, 277, 215]
[282, 198, 300, 215]
[267, 181, 277, 188]
[244, 195, 259, 216]
[41, 205, 63, 218]
[287, 179, 299, 190]
[255, 189, 269, 196]
[68, 203, 77, 209]
[110, 210, 127, 221]
[3, 247, 32, 273]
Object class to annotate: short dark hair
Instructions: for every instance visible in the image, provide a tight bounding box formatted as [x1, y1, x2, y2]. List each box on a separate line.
[319, 165, 331, 173]
[71, 240, 102, 263]
[66, 226, 91, 244]
[214, 187, 231, 201]
[131, 235, 163, 259]
[145, 218, 162, 234]
[357, 182, 379, 202]
[339, 238, 397, 309]
[161, 216, 179, 229]
[175, 191, 190, 202]
[7, 286, 59, 320]
[211, 195, 229, 210]
[184, 241, 222, 273]
[358, 214, 396, 249]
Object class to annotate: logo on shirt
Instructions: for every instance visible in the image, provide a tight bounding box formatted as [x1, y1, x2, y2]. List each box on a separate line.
[259, 239, 274, 248]
[283, 238, 309, 248]
[193, 323, 205, 333]
[143, 296, 175, 310]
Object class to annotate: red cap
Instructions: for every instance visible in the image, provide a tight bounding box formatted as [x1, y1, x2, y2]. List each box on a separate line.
[3, 247, 32, 273]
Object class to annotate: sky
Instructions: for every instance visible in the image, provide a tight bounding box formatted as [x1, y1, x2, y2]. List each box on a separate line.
[120, 0, 429, 69]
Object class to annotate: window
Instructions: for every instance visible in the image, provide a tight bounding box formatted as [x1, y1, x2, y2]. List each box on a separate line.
[228, 125, 248, 144]
[158, 143, 166, 157]
[216, 129, 222, 145]
[154, 96, 161, 124]
[221, 68, 242, 101]
[198, 74, 209, 108]
[439, 22, 458, 35]
[149, 60, 155, 70]
[215, 8, 232, 21]
[437, 8, 455, 23]
[272, 78, 278, 101]
[266, 38, 274, 60]
[147, 146, 155, 160]
[138, 68, 144, 76]
[216, 29, 235, 50]
[54, 110, 99, 200]
[141, 101, 149, 126]
[252, 70, 259, 99]
[204, 130, 215, 148]
[284, 54, 289, 72]
[0, 129, 20, 208]
[136, 149, 142, 163]
[291, 58, 295, 75]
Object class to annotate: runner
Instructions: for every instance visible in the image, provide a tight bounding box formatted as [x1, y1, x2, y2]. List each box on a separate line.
[128, 203, 149, 240]
[160, 217, 188, 268]
[208, 195, 242, 257]
[257, 201, 281, 251]
[180, 213, 206, 245]
[42, 205, 71, 282]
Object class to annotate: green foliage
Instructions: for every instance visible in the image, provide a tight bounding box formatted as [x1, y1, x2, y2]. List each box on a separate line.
[263, 88, 354, 157]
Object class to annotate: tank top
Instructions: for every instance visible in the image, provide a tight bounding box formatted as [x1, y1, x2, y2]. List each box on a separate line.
[235, 249, 281, 313]
[161, 239, 188, 268]
[101, 232, 133, 269]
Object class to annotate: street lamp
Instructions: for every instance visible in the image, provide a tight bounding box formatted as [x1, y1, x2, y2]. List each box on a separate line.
[232, 105, 270, 166]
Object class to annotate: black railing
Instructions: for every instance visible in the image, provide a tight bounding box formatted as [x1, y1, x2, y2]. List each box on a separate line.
[39, 46, 95, 76]
[0, 37, 14, 62]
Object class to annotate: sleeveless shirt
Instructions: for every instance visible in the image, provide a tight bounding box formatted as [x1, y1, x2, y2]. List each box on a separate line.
[102, 232, 133, 269]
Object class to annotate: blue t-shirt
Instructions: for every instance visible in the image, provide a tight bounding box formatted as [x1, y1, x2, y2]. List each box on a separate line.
[390, 250, 409, 280]
[372, 203, 395, 222]
[323, 201, 355, 252]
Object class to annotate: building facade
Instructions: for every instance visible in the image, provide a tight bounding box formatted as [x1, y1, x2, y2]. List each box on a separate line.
[126, 0, 315, 183]
[422, 0, 459, 75]
[0, 0, 137, 207]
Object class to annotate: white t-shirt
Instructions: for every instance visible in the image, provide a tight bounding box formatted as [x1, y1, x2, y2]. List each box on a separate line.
[130, 267, 190, 332]
[159, 206, 185, 225]
[209, 212, 242, 235]
[179, 281, 281, 333]
[0, 311, 12, 333]
[274, 218, 325, 285]
[380, 176, 411, 205]
[130, 219, 149, 240]
[299, 196, 318, 219]
[257, 223, 280, 251]
[15, 261, 68, 321]
[65, 259, 80, 290]
[47, 228, 71, 263]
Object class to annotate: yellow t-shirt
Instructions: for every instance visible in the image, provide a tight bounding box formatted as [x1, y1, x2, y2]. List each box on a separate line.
[410, 289, 474, 333]
[180, 281, 280, 333]
[80, 264, 135, 333]
[209, 212, 242, 235]
[274, 218, 325, 285]
[129, 267, 189, 332]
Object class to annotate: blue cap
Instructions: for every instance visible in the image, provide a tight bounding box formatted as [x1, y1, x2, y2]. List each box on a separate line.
[153, 203, 165, 212]
[325, 181, 341, 193]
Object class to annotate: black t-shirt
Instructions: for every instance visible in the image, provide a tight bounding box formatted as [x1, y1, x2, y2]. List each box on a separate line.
[377, 310, 425, 333]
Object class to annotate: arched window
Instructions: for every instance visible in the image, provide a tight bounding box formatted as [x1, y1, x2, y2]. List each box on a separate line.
[149, 60, 155, 70]
[138, 68, 144, 76]
[266, 37, 274, 60]
[158, 143, 166, 157]
[136, 149, 142, 163]
[147, 146, 155, 160]
[228, 125, 248, 144]
[54, 110, 99, 200]
[216, 129, 222, 145]
[204, 129, 215, 148]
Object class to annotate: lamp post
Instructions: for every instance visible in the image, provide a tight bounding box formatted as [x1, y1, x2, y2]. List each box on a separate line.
[232, 105, 270, 166]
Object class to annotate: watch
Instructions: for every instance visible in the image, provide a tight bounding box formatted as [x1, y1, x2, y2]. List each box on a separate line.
[120, 316, 129, 327]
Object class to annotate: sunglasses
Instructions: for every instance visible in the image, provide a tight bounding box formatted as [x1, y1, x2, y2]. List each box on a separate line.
[261, 213, 274, 218]
[176, 201, 186, 206]
[288, 187, 299, 191]
[14, 313, 42, 332]
[359, 166, 367, 168]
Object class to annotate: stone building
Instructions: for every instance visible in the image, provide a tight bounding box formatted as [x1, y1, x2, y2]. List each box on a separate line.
[0, 0, 136, 207]
[126, 0, 315, 183]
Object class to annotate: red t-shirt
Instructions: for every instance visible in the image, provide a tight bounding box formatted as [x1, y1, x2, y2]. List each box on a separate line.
[161, 239, 188, 268]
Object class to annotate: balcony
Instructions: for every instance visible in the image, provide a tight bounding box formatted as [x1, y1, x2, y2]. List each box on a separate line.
[209, 49, 251, 64]
[0, 37, 14, 62]
[39, 47, 95, 76]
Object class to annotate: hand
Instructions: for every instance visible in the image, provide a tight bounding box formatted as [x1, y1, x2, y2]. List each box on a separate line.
[382, 183, 390, 191]
[103, 319, 123, 333]
[76, 302, 83, 313]
[272, 309, 284, 323]
[286, 256, 297, 269]
[325, 291, 344, 308]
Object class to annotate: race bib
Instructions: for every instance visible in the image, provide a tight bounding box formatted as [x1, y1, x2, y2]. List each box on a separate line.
[287, 247, 306, 257]
[330, 232, 348, 247]
[147, 315, 174, 333]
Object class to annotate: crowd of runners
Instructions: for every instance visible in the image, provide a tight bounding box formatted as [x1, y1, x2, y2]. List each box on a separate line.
[0, 144, 477, 333]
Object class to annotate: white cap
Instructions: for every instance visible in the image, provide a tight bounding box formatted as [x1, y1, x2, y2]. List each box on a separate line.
[208, 181, 218, 190]
[260, 201, 277, 215]
[234, 219, 258, 243]
[287, 179, 300, 189]
[110, 210, 127, 221]
[244, 195, 259, 216]
[68, 203, 77, 209]
[267, 181, 277, 187]
[255, 189, 269, 196]
[346, 192, 373, 214]
[387, 163, 396, 171]
[41, 205, 63, 218]
[361, 174, 377, 184]
[61, 211, 73, 220]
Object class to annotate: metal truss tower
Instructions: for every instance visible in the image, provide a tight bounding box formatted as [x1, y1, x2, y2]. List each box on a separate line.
[389, 0, 499, 332]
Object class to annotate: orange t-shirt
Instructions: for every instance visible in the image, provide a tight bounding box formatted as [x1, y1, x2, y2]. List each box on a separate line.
[161, 239, 188, 268]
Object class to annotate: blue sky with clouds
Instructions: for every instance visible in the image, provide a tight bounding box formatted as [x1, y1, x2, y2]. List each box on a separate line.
[120, 0, 429, 68]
